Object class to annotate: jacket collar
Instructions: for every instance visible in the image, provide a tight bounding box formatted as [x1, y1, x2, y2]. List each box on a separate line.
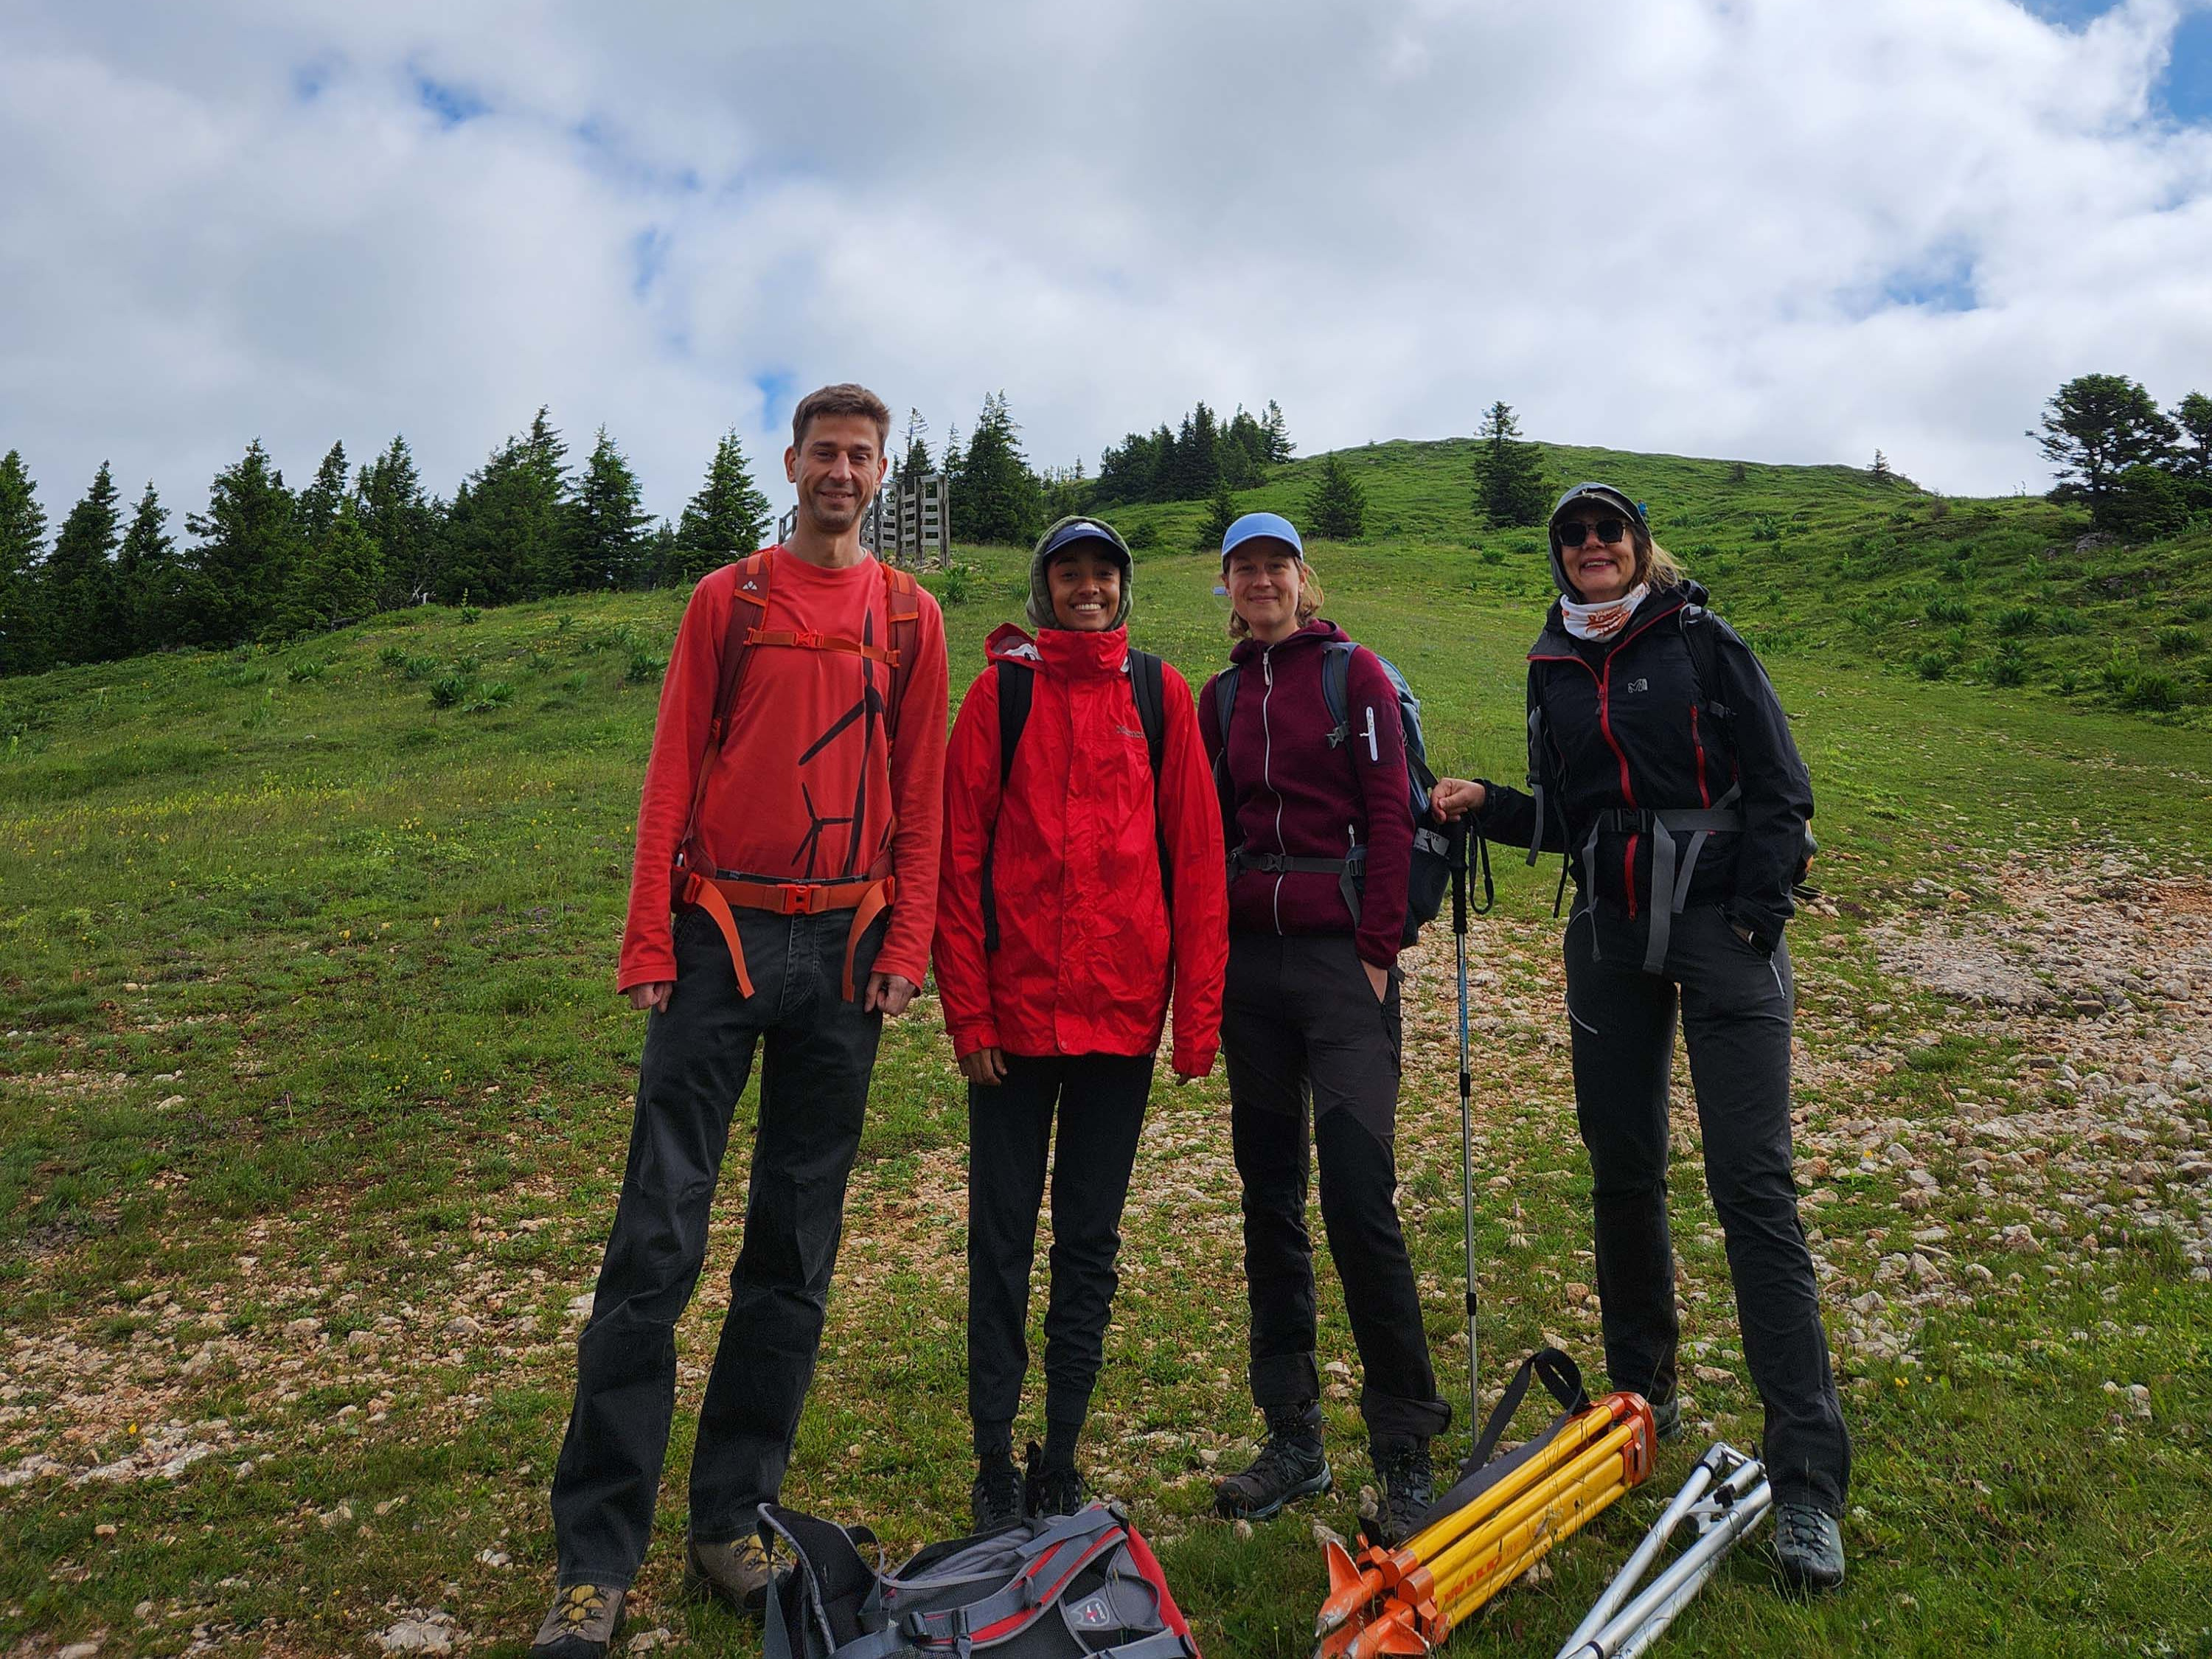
[1229, 616, 1346, 667]
[1531, 582, 1706, 659]
[987, 621, 1130, 680]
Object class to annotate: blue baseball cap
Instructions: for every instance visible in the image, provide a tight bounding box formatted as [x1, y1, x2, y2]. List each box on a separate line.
[1220, 511, 1304, 568]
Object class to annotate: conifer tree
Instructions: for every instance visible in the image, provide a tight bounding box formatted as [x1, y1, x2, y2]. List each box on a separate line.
[441, 409, 570, 603]
[953, 392, 1044, 546]
[1870, 450, 1894, 484]
[675, 430, 773, 582]
[2174, 392, 2212, 479]
[571, 426, 653, 589]
[357, 436, 438, 608]
[940, 422, 964, 482]
[1472, 402, 1549, 527]
[899, 409, 932, 482]
[1304, 453, 1368, 541]
[42, 461, 124, 664]
[2031, 374, 2177, 527]
[296, 441, 349, 544]
[116, 480, 180, 654]
[184, 439, 299, 644]
[0, 450, 49, 675]
[1262, 400, 1295, 464]
[1199, 482, 1240, 552]
[281, 495, 383, 632]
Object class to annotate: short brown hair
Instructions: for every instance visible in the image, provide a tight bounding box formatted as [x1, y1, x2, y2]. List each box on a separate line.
[791, 383, 891, 451]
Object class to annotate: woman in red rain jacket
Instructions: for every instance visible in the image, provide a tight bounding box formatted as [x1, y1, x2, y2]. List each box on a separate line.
[934, 516, 1228, 1531]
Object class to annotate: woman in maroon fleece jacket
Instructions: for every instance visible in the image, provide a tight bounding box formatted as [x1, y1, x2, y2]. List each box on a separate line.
[1197, 512, 1449, 1544]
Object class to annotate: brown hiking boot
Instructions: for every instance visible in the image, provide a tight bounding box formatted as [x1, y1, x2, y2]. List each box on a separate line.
[684, 1531, 773, 1617]
[529, 1583, 625, 1658]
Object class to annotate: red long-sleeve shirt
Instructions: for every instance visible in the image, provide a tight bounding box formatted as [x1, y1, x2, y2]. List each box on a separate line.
[619, 549, 950, 993]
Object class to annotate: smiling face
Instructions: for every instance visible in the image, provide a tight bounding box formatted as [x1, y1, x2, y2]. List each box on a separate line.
[785, 412, 885, 536]
[1554, 508, 1639, 605]
[1047, 545, 1124, 631]
[1225, 542, 1304, 642]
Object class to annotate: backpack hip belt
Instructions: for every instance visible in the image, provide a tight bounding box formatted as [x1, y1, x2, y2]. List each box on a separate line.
[1573, 784, 1743, 974]
[678, 867, 897, 1004]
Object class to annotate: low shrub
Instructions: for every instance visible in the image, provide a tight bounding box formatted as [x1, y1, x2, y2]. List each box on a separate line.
[2118, 670, 2183, 713]
[429, 675, 466, 709]
[1927, 597, 1974, 625]
[2046, 610, 2088, 636]
[2157, 627, 2202, 657]
[624, 650, 665, 685]
[377, 644, 407, 668]
[1992, 606, 2041, 637]
[463, 681, 515, 713]
[1125, 522, 1162, 552]
[285, 660, 327, 684]
[1915, 653, 1950, 681]
[1989, 642, 2028, 686]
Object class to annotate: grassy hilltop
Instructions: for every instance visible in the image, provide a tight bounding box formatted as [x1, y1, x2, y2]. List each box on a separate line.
[4, 445, 2212, 1657]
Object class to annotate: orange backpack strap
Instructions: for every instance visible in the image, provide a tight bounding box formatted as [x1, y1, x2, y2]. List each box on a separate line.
[672, 552, 773, 905]
[880, 564, 922, 737]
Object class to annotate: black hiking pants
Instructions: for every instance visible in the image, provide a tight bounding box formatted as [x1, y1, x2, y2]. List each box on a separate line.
[966, 1053, 1155, 1437]
[1222, 931, 1452, 1444]
[549, 904, 886, 1590]
[1565, 899, 1851, 1515]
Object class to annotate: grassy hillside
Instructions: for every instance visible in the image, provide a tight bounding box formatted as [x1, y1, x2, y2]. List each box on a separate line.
[2, 525, 2211, 1655]
[1103, 439, 2212, 723]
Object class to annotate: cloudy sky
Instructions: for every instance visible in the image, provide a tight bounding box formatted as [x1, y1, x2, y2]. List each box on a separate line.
[3, 0, 2209, 526]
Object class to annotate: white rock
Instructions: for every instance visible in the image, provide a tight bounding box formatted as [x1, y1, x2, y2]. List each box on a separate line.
[59, 1643, 102, 1659]
[375, 1616, 454, 1655]
[444, 1315, 482, 1341]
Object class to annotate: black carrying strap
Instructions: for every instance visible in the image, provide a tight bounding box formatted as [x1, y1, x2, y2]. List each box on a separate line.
[1448, 816, 1494, 922]
[982, 651, 1170, 955]
[1470, 1347, 1592, 1472]
[1210, 665, 1242, 860]
[761, 1503, 883, 1659]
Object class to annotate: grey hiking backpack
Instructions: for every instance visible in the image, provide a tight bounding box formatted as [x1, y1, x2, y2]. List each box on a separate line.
[760, 1500, 1200, 1659]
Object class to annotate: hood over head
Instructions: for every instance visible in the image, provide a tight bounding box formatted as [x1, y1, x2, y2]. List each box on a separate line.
[1027, 516, 1134, 630]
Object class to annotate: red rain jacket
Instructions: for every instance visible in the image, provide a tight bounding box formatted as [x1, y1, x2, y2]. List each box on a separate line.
[934, 623, 1228, 1077]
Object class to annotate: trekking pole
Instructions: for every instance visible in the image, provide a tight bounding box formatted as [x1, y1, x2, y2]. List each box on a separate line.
[1450, 818, 1479, 1449]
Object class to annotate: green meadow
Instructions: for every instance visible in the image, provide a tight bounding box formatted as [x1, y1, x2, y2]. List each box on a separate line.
[4, 442, 2211, 1657]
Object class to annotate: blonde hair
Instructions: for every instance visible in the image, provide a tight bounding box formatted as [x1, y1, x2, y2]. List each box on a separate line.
[1638, 533, 1685, 592]
[1226, 557, 1326, 639]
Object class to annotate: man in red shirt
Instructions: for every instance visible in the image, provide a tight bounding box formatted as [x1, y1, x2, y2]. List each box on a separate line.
[532, 385, 949, 1659]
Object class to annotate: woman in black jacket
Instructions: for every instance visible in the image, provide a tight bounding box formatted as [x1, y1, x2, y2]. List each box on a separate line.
[1431, 483, 1850, 1590]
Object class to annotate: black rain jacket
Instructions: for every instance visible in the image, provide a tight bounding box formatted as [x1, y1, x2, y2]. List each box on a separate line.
[1475, 582, 1813, 953]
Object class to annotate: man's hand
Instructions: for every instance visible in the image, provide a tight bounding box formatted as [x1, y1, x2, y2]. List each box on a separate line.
[1172, 1058, 1214, 1087]
[1430, 777, 1486, 822]
[626, 981, 674, 1015]
[1363, 959, 1390, 1003]
[866, 972, 919, 1017]
[959, 1046, 1009, 1085]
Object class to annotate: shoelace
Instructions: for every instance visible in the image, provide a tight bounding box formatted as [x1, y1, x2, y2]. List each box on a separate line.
[1244, 1433, 1316, 1488]
[560, 1587, 608, 1630]
[734, 1537, 769, 1568]
[1776, 1508, 1833, 1558]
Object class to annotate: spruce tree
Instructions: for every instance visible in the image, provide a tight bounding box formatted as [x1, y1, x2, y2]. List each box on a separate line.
[571, 426, 653, 589]
[1304, 453, 1368, 541]
[42, 461, 124, 664]
[116, 481, 180, 655]
[521, 407, 574, 596]
[357, 436, 438, 608]
[1870, 450, 1894, 484]
[954, 392, 1044, 546]
[940, 423, 964, 482]
[1186, 403, 1222, 498]
[184, 439, 299, 644]
[675, 430, 773, 582]
[296, 440, 349, 543]
[1199, 482, 1240, 552]
[899, 409, 932, 483]
[441, 410, 570, 604]
[0, 450, 49, 675]
[282, 496, 383, 632]
[1262, 400, 1295, 464]
[1472, 402, 1549, 527]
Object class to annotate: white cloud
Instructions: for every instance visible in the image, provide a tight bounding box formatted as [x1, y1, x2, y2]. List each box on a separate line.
[1, 0, 2208, 526]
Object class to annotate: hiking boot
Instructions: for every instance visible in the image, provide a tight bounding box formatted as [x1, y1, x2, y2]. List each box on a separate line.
[1023, 1440, 1088, 1518]
[1774, 1503, 1846, 1590]
[529, 1584, 625, 1658]
[1214, 1402, 1332, 1521]
[683, 1531, 773, 1617]
[972, 1455, 1026, 1532]
[1370, 1438, 1435, 1546]
[1649, 1391, 1683, 1443]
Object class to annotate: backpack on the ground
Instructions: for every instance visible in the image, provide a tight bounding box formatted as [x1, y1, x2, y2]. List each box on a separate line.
[981, 648, 1171, 953]
[1212, 641, 1453, 946]
[760, 1500, 1200, 1659]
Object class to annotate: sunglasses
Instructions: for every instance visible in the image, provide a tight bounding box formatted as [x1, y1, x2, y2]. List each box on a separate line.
[1556, 518, 1628, 549]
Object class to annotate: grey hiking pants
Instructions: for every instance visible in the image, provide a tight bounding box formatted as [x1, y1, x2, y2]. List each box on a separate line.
[549, 904, 886, 1588]
[1564, 899, 1851, 1515]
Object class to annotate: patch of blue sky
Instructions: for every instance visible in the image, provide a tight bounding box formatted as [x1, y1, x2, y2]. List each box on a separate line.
[570, 117, 708, 197]
[2156, 10, 2212, 124]
[293, 58, 340, 102]
[1882, 262, 1979, 313]
[754, 370, 797, 432]
[414, 70, 490, 128]
[2013, 0, 2124, 29]
[630, 227, 672, 300]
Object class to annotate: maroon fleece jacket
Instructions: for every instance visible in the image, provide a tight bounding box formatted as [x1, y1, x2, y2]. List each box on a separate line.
[1198, 619, 1411, 967]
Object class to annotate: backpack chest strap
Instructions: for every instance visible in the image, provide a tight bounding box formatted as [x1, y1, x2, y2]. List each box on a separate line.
[746, 626, 901, 667]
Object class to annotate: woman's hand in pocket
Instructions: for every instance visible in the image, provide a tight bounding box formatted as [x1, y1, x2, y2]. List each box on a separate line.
[1363, 959, 1389, 1003]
